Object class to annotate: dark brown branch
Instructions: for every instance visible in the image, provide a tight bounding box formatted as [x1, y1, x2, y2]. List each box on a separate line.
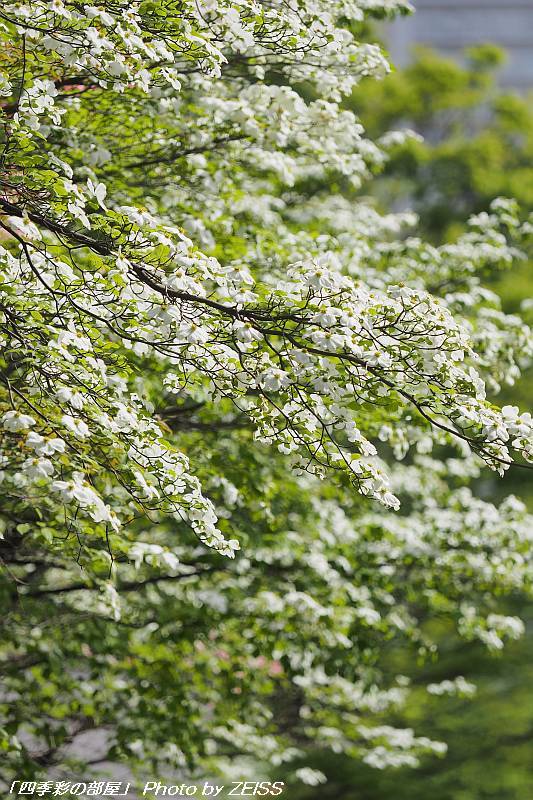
[22, 565, 220, 598]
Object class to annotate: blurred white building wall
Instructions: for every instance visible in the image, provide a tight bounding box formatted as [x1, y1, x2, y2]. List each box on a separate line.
[385, 0, 533, 90]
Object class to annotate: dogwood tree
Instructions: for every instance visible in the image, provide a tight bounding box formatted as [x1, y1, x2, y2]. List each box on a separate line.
[1, 0, 532, 785]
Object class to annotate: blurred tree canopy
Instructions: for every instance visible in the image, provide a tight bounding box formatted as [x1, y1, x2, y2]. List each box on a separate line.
[352, 44, 533, 239]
